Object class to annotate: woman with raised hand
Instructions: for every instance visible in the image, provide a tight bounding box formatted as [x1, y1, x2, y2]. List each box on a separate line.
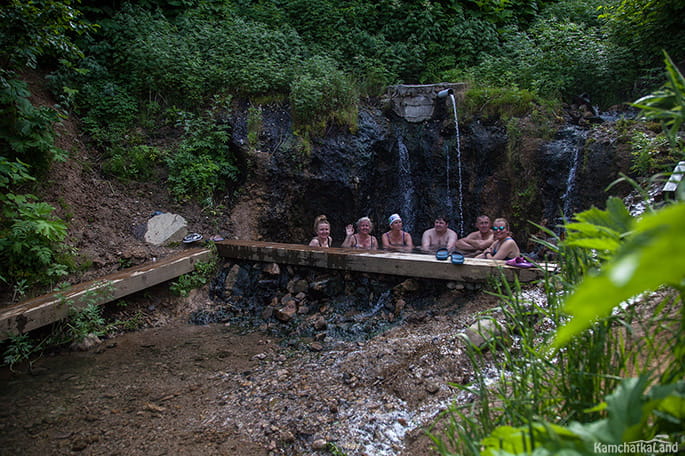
[342, 216, 378, 250]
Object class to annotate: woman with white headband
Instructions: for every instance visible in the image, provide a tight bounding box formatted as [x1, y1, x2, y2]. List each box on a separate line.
[381, 213, 414, 252]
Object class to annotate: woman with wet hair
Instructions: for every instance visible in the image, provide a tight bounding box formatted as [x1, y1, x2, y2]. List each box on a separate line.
[309, 214, 333, 247]
[476, 217, 520, 260]
[342, 216, 378, 250]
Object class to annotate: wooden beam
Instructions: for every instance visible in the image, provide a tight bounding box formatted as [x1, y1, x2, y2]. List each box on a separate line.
[215, 240, 554, 283]
[0, 248, 213, 340]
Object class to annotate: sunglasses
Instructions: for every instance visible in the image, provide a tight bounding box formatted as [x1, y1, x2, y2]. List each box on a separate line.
[492, 226, 506, 231]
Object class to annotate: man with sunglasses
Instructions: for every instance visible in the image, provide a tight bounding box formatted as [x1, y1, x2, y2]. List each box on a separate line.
[452, 215, 495, 257]
[477, 218, 520, 260]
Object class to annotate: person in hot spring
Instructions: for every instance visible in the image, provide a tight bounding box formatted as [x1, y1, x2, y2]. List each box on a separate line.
[381, 213, 414, 252]
[309, 214, 333, 248]
[342, 216, 378, 250]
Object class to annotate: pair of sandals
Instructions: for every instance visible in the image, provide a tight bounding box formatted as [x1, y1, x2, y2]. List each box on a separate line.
[505, 256, 534, 268]
[182, 233, 203, 244]
[435, 248, 464, 264]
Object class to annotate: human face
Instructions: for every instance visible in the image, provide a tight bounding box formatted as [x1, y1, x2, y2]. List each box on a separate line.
[317, 223, 330, 238]
[434, 218, 448, 233]
[476, 217, 491, 233]
[390, 219, 402, 231]
[492, 224, 508, 238]
[358, 220, 371, 234]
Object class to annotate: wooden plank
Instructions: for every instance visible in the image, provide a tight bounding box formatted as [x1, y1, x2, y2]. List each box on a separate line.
[215, 240, 555, 283]
[0, 248, 213, 340]
[663, 161, 685, 193]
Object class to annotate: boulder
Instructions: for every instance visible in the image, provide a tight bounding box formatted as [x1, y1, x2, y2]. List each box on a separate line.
[144, 213, 188, 245]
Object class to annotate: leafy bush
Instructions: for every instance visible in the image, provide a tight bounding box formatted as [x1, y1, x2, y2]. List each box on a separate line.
[165, 109, 237, 202]
[0, 73, 67, 175]
[0, 157, 70, 291]
[102, 145, 164, 181]
[169, 259, 217, 297]
[290, 55, 358, 134]
[78, 80, 139, 147]
[0, 0, 91, 70]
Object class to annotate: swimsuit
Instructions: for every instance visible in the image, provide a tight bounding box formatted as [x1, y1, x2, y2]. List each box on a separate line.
[492, 237, 514, 260]
[315, 236, 332, 247]
[384, 231, 407, 247]
[351, 234, 377, 249]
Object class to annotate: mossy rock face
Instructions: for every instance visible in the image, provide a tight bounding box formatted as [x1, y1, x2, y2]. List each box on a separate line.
[227, 94, 631, 250]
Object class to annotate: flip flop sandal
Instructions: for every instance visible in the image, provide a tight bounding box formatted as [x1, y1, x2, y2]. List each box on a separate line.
[183, 233, 203, 244]
[435, 248, 449, 261]
[450, 252, 465, 264]
[506, 256, 534, 268]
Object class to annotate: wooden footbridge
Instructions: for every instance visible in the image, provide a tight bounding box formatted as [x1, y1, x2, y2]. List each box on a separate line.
[0, 240, 554, 340]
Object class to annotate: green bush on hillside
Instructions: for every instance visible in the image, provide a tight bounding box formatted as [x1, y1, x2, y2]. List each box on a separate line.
[0, 157, 70, 293]
[290, 56, 358, 132]
[165, 109, 237, 202]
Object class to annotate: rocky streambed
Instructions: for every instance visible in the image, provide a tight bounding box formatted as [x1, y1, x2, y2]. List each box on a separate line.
[0, 261, 545, 456]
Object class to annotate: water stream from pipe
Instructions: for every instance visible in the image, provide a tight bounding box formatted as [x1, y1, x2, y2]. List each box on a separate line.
[448, 93, 464, 236]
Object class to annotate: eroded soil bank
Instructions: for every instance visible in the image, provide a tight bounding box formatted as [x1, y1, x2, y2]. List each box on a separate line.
[0, 268, 504, 456]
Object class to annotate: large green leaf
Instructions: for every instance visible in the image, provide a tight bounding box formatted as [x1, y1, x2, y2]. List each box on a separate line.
[555, 202, 685, 347]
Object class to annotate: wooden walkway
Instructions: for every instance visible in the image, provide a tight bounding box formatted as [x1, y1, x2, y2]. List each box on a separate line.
[214, 240, 553, 282]
[1, 240, 554, 340]
[0, 248, 212, 340]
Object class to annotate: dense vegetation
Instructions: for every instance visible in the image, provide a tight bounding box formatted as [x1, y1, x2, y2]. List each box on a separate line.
[1, 1, 684, 453]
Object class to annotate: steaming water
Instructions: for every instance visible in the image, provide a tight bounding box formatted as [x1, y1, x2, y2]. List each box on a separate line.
[448, 93, 464, 236]
[396, 132, 416, 232]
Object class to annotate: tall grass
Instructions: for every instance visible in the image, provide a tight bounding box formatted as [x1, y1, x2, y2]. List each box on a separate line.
[429, 227, 682, 455]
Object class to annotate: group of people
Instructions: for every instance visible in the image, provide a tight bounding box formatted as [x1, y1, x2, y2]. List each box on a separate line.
[309, 213, 520, 260]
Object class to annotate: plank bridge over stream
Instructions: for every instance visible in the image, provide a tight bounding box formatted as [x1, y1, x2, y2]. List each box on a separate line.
[0, 240, 554, 340]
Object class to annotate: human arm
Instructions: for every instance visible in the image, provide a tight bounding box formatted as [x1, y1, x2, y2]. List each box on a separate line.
[420, 230, 432, 251]
[341, 224, 356, 248]
[446, 229, 458, 251]
[381, 232, 391, 249]
[483, 239, 519, 260]
[466, 232, 494, 250]
[404, 232, 414, 251]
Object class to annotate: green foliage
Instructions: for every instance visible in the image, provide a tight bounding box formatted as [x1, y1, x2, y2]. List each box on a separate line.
[0, 73, 67, 175]
[51, 281, 115, 343]
[165, 108, 238, 202]
[458, 16, 612, 103]
[78, 80, 139, 147]
[555, 200, 685, 347]
[0, 0, 93, 70]
[632, 52, 685, 149]
[247, 105, 263, 150]
[2, 333, 38, 371]
[102, 145, 164, 181]
[629, 131, 671, 175]
[479, 376, 684, 455]
[290, 55, 358, 134]
[461, 85, 542, 120]
[67, 303, 106, 340]
[0, 157, 70, 290]
[169, 259, 217, 297]
[600, 0, 685, 86]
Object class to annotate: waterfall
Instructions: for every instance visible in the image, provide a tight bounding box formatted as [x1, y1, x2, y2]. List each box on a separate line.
[448, 93, 464, 236]
[561, 143, 581, 220]
[396, 132, 416, 232]
[542, 124, 588, 223]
